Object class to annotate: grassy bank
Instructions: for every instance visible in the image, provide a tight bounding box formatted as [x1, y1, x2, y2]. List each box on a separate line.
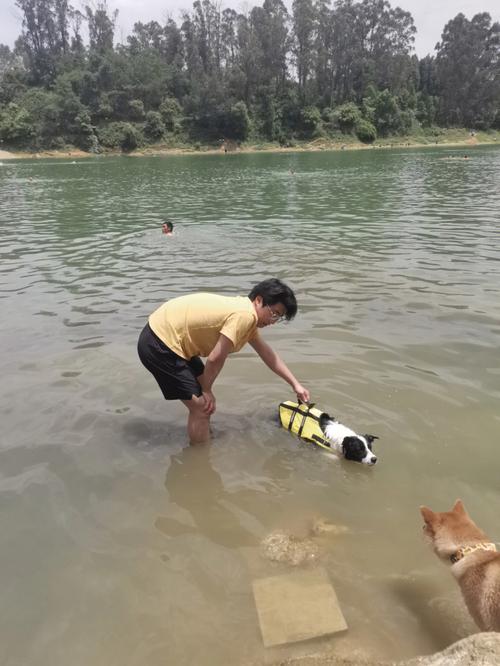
[1, 128, 499, 160]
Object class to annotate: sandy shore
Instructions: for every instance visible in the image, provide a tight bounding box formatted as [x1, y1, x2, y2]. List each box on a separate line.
[0, 134, 498, 160]
[0, 148, 92, 160]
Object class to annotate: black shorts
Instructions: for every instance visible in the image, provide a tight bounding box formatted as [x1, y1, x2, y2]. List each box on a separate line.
[137, 323, 204, 400]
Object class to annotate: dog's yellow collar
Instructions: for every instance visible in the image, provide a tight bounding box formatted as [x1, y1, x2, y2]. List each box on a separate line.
[450, 542, 497, 564]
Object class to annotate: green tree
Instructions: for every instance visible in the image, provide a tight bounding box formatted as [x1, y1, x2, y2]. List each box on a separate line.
[0, 46, 27, 105]
[314, 0, 335, 107]
[435, 12, 500, 128]
[18, 87, 61, 147]
[220, 8, 239, 70]
[128, 98, 144, 119]
[97, 120, 142, 150]
[222, 100, 250, 140]
[291, 0, 316, 99]
[355, 118, 377, 142]
[364, 87, 404, 135]
[0, 102, 33, 143]
[0, 45, 17, 80]
[119, 122, 141, 151]
[159, 96, 182, 131]
[127, 21, 166, 54]
[86, 0, 117, 55]
[2, 0, 499, 152]
[144, 110, 165, 139]
[333, 101, 362, 132]
[331, 0, 416, 104]
[298, 105, 322, 136]
[14, 0, 75, 84]
[251, 0, 290, 93]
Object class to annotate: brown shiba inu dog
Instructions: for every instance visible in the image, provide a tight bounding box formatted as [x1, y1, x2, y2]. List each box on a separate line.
[420, 500, 500, 632]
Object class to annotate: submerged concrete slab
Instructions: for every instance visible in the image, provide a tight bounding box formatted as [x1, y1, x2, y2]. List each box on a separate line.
[252, 567, 348, 647]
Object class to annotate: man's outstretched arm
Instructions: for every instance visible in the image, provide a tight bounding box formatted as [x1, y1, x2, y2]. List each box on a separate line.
[249, 336, 310, 403]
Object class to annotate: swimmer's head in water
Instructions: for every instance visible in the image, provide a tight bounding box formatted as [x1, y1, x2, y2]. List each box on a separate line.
[162, 220, 174, 233]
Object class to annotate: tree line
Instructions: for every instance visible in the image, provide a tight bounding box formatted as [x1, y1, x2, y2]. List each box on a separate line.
[0, 0, 499, 152]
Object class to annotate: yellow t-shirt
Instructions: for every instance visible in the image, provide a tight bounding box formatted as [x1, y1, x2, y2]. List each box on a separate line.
[148, 293, 258, 359]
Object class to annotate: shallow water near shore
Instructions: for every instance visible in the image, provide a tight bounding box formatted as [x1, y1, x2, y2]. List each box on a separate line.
[1, 147, 499, 665]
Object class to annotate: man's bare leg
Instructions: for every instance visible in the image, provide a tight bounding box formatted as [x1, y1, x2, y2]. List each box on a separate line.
[181, 395, 210, 444]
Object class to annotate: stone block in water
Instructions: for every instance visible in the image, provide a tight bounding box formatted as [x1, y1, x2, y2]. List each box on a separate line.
[252, 567, 347, 647]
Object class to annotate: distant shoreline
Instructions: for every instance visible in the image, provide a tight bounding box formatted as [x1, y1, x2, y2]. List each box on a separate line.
[1, 132, 498, 160]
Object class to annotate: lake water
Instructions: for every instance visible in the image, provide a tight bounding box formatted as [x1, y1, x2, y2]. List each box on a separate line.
[1, 147, 499, 665]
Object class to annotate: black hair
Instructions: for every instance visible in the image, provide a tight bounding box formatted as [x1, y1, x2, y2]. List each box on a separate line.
[163, 220, 174, 231]
[248, 278, 297, 320]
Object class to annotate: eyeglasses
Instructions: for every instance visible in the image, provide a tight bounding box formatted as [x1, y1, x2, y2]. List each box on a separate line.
[266, 304, 285, 323]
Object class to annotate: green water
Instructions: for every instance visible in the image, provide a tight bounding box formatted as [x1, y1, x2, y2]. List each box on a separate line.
[1, 147, 499, 665]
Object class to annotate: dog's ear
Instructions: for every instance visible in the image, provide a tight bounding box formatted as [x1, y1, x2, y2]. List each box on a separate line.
[452, 499, 466, 515]
[319, 413, 332, 430]
[420, 506, 436, 537]
[364, 434, 379, 444]
[420, 506, 435, 525]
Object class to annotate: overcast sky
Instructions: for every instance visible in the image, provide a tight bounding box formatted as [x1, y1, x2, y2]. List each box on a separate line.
[1, 0, 499, 57]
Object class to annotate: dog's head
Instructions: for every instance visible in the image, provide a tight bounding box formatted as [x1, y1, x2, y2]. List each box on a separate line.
[420, 500, 487, 561]
[342, 434, 378, 465]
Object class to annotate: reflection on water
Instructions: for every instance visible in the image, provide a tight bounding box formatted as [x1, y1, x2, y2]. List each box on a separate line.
[158, 444, 260, 547]
[0, 147, 499, 665]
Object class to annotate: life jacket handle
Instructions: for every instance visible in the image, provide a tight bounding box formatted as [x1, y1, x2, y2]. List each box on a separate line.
[298, 399, 315, 409]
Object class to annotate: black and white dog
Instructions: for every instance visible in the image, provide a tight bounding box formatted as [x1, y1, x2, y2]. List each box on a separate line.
[320, 413, 378, 465]
[279, 401, 378, 465]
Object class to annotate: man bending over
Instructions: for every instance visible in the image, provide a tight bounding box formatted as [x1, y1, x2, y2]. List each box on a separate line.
[137, 278, 310, 443]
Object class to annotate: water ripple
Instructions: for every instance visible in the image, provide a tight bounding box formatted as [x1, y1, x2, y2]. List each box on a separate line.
[1, 147, 500, 665]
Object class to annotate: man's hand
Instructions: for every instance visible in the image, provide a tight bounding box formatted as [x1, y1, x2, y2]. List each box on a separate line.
[294, 384, 310, 404]
[201, 390, 216, 415]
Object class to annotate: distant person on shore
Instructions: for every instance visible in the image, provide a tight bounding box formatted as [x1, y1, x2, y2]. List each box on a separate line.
[137, 278, 310, 444]
[162, 220, 174, 235]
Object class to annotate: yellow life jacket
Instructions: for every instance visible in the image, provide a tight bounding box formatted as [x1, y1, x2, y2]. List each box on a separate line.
[279, 401, 332, 451]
